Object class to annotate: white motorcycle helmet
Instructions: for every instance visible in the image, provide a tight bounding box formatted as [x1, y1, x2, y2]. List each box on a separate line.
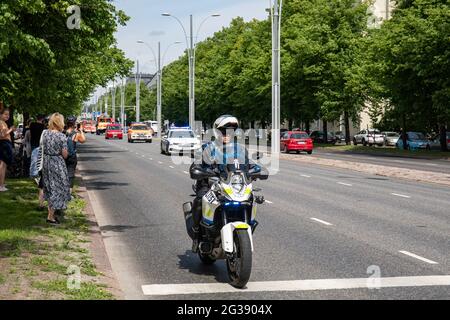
[213, 115, 239, 139]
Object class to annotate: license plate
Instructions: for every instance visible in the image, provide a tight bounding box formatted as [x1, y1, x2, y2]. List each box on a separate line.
[298, 141, 306, 145]
[205, 191, 216, 203]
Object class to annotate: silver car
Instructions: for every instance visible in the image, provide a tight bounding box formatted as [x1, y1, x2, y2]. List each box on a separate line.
[382, 131, 400, 146]
[353, 129, 385, 146]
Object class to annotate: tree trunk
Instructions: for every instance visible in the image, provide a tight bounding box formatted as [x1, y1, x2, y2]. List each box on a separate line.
[323, 120, 328, 144]
[344, 111, 350, 145]
[288, 119, 293, 130]
[439, 124, 448, 152]
[305, 121, 310, 134]
[401, 113, 407, 150]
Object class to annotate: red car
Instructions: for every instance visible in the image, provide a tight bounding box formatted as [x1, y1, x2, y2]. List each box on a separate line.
[105, 124, 123, 140]
[280, 131, 313, 154]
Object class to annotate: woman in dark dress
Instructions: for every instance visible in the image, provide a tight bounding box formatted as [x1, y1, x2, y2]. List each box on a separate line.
[0, 108, 15, 192]
[42, 113, 71, 224]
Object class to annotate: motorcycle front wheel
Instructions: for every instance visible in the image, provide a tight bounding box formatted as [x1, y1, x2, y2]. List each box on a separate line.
[226, 230, 252, 288]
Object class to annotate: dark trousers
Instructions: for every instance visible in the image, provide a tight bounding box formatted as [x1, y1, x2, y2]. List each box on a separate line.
[192, 180, 209, 230]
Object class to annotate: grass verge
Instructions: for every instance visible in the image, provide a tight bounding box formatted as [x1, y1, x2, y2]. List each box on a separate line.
[0, 178, 115, 300]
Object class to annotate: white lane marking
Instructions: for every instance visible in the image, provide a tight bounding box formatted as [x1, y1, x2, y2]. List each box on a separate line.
[391, 193, 411, 198]
[399, 251, 439, 264]
[169, 166, 175, 169]
[183, 171, 189, 175]
[300, 174, 311, 178]
[265, 200, 273, 204]
[337, 182, 352, 187]
[141, 155, 145, 158]
[310, 218, 333, 226]
[142, 275, 450, 296]
[158, 161, 163, 164]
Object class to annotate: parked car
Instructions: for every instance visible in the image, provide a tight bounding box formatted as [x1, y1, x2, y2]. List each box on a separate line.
[396, 132, 431, 150]
[353, 129, 384, 146]
[381, 131, 400, 146]
[105, 124, 123, 140]
[333, 131, 347, 143]
[427, 132, 450, 150]
[309, 131, 337, 144]
[280, 131, 313, 154]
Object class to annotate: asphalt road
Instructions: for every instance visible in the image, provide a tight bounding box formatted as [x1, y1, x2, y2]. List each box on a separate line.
[77, 134, 450, 300]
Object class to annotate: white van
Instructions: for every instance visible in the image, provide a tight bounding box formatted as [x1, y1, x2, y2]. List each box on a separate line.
[144, 121, 158, 136]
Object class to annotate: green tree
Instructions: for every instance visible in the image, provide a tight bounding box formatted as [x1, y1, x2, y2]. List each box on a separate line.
[0, 0, 133, 117]
[368, 0, 450, 151]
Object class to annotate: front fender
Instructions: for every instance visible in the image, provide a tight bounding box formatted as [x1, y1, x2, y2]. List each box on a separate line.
[221, 222, 254, 253]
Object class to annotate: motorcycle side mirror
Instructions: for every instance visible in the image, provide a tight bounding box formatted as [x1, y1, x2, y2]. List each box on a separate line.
[190, 166, 217, 180]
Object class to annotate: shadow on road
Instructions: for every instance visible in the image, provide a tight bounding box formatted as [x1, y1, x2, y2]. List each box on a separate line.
[100, 224, 139, 233]
[84, 180, 129, 190]
[79, 169, 119, 176]
[78, 149, 127, 154]
[177, 250, 229, 283]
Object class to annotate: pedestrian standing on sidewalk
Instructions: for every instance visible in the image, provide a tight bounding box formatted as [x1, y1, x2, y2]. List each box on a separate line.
[0, 108, 15, 192]
[65, 117, 86, 196]
[41, 113, 71, 224]
[29, 115, 46, 209]
[22, 119, 33, 177]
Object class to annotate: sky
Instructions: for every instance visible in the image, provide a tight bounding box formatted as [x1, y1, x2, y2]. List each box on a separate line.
[114, 0, 269, 74]
[90, 0, 269, 103]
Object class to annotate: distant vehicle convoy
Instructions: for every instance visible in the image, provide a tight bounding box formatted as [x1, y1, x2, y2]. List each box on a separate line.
[84, 119, 448, 152]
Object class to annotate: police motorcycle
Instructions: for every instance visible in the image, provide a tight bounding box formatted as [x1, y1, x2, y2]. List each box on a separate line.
[183, 156, 268, 288]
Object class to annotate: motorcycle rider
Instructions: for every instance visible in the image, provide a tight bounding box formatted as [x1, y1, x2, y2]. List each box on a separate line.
[190, 115, 261, 252]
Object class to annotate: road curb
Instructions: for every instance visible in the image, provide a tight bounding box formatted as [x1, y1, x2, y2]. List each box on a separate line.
[75, 170, 125, 300]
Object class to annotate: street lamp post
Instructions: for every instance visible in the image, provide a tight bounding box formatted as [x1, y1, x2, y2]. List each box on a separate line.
[135, 60, 142, 122]
[138, 40, 181, 138]
[270, 0, 282, 157]
[104, 87, 108, 116]
[162, 13, 220, 130]
[120, 78, 125, 131]
[111, 80, 116, 123]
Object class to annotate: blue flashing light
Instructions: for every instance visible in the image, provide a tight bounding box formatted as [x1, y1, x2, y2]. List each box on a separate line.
[225, 202, 241, 206]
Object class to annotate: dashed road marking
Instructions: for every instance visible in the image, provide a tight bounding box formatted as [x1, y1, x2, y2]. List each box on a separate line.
[391, 193, 411, 198]
[310, 218, 333, 226]
[265, 200, 273, 204]
[399, 251, 438, 264]
[300, 174, 311, 178]
[337, 182, 353, 187]
[158, 161, 163, 164]
[183, 171, 189, 175]
[169, 166, 175, 169]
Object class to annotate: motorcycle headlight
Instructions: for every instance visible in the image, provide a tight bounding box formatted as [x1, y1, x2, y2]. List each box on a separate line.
[231, 174, 244, 194]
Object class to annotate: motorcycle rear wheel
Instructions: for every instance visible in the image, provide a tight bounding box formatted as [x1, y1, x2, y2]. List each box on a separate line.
[226, 230, 252, 288]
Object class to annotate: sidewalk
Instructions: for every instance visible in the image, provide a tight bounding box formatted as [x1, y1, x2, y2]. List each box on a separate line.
[0, 177, 119, 300]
